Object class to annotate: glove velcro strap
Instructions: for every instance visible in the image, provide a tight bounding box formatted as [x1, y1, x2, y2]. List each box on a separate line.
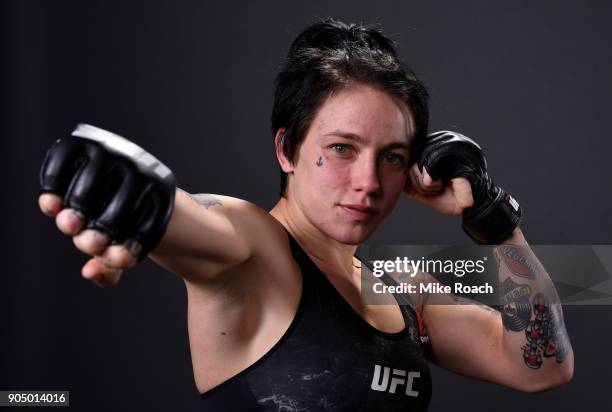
[462, 188, 522, 244]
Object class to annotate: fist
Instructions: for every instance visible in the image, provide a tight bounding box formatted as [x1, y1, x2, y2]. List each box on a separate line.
[407, 130, 522, 244]
[405, 163, 474, 216]
[39, 124, 176, 286]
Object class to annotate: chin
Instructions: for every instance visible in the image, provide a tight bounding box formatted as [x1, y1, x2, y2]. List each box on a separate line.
[329, 223, 377, 245]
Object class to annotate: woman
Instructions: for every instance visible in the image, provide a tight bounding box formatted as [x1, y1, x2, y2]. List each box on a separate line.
[39, 19, 573, 411]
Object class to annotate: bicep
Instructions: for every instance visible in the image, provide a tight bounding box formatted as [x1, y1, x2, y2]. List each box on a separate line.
[150, 189, 267, 282]
[390, 270, 518, 385]
[422, 299, 521, 388]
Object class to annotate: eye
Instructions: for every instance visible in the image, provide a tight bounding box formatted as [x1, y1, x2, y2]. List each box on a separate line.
[383, 152, 406, 165]
[331, 144, 351, 154]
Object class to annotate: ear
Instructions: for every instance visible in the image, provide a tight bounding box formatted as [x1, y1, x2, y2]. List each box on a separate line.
[274, 128, 294, 173]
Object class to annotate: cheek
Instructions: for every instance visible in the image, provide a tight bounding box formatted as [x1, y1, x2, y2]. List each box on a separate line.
[381, 171, 408, 197]
[313, 154, 351, 191]
[387, 172, 408, 189]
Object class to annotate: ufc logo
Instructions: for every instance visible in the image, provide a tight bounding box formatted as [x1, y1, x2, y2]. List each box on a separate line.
[370, 364, 420, 397]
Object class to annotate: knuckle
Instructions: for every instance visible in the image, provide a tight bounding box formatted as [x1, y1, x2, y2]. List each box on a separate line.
[39, 193, 62, 216]
[118, 251, 136, 268]
[55, 213, 73, 235]
[56, 208, 85, 235]
[125, 240, 143, 258]
[73, 231, 107, 255]
[106, 247, 135, 269]
[91, 230, 110, 253]
[73, 235, 93, 255]
[100, 269, 122, 287]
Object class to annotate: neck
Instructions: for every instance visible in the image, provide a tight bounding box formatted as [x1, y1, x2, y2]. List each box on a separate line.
[270, 196, 360, 279]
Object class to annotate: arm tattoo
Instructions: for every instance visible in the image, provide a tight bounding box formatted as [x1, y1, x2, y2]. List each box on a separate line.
[496, 245, 539, 279]
[189, 193, 223, 209]
[496, 243, 571, 369]
[499, 277, 533, 332]
[500, 278, 570, 368]
[475, 301, 500, 314]
[444, 294, 500, 314]
[522, 293, 570, 368]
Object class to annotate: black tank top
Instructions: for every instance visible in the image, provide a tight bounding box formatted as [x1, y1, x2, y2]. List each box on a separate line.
[200, 233, 432, 411]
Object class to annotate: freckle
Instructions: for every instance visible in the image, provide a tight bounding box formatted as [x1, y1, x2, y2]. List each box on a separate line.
[221, 332, 227, 335]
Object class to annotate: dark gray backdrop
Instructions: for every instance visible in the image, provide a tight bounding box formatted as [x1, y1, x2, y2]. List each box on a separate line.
[2, 0, 611, 411]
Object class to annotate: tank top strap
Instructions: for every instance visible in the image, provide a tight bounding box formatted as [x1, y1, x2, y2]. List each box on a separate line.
[357, 253, 432, 355]
[286, 230, 327, 286]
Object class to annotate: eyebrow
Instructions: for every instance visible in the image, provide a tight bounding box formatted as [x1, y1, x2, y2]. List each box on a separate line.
[322, 130, 411, 151]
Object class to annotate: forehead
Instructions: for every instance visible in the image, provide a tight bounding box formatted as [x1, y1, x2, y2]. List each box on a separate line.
[311, 83, 415, 145]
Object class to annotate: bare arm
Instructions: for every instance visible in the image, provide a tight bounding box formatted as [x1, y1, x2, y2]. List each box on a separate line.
[39, 188, 278, 287]
[421, 228, 574, 392]
[150, 189, 262, 283]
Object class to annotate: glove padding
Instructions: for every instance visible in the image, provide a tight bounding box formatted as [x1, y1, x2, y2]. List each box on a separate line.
[419, 130, 522, 244]
[40, 123, 176, 259]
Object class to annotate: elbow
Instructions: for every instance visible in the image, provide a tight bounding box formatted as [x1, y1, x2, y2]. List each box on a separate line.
[560, 353, 575, 386]
[554, 358, 575, 389]
[518, 353, 574, 393]
[523, 370, 573, 394]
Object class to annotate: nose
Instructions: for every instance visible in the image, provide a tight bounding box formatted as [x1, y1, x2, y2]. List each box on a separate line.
[351, 154, 382, 197]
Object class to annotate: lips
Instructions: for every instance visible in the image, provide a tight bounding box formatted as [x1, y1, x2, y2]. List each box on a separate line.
[339, 204, 379, 221]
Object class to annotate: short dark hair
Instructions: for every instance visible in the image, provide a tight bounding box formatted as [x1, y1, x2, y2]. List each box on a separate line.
[271, 18, 430, 196]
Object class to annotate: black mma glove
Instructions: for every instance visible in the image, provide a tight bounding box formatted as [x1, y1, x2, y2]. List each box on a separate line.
[418, 130, 522, 244]
[40, 123, 176, 259]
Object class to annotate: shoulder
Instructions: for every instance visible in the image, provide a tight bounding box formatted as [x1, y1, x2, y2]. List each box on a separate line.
[185, 192, 294, 262]
[195, 194, 302, 310]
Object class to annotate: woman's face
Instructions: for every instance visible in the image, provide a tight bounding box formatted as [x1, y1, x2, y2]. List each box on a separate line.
[286, 83, 415, 244]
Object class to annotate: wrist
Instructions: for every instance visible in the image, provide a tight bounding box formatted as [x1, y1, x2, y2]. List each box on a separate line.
[500, 227, 527, 246]
[462, 186, 523, 244]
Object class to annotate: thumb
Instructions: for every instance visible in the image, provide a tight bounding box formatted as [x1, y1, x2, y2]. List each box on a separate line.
[451, 178, 474, 210]
[82, 256, 123, 288]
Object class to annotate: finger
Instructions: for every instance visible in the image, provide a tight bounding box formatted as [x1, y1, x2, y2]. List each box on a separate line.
[90, 173, 145, 240]
[73, 229, 110, 256]
[55, 208, 86, 235]
[100, 240, 141, 269]
[64, 148, 114, 217]
[409, 164, 443, 194]
[421, 168, 443, 189]
[40, 137, 83, 196]
[132, 190, 172, 259]
[38, 193, 63, 217]
[408, 164, 426, 191]
[451, 177, 474, 210]
[82, 256, 123, 287]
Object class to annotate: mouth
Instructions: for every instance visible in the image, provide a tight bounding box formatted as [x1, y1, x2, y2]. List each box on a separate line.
[338, 204, 380, 221]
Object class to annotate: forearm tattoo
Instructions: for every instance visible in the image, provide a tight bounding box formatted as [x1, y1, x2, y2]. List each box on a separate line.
[496, 245, 539, 279]
[189, 193, 223, 209]
[499, 278, 533, 331]
[521, 294, 570, 368]
[496, 245, 571, 369]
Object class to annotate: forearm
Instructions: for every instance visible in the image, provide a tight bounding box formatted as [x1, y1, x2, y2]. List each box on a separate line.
[495, 228, 574, 391]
